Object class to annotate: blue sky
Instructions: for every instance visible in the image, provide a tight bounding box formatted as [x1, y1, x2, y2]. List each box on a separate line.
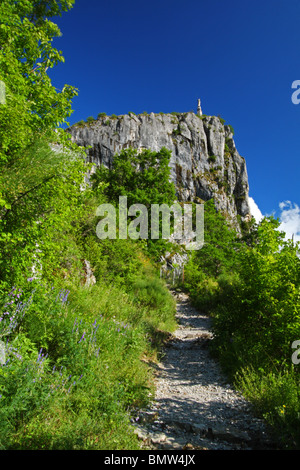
[50, 0, 300, 240]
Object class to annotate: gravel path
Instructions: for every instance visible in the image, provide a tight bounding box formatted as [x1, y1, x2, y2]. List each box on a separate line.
[133, 291, 276, 450]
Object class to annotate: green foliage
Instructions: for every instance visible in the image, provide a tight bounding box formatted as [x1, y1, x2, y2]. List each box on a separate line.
[92, 147, 175, 207]
[228, 124, 235, 135]
[172, 125, 182, 136]
[236, 367, 300, 448]
[187, 211, 300, 374]
[0, 0, 77, 165]
[0, 258, 176, 449]
[185, 199, 238, 284]
[208, 155, 217, 163]
[74, 120, 86, 127]
[211, 218, 300, 372]
[0, 0, 94, 289]
[0, 141, 89, 286]
[91, 147, 177, 259]
[0, 1, 178, 451]
[131, 277, 176, 330]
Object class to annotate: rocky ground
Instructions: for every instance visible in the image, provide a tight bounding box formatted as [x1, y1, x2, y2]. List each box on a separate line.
[132, 291, 278, 450]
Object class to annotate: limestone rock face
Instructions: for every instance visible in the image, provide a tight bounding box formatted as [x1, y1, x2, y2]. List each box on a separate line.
[68, 112, 251, 230]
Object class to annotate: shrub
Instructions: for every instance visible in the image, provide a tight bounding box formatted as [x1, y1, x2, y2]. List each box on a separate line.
[172, 125, 182, 136]
[74, 120, 86, 127]
[228, 124, 235, 135]
[236, 367, 300, 448]
[131, 277, 176, 329]
[86, 116, 95, 124]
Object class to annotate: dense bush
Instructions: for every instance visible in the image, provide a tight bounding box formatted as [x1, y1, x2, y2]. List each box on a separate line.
[211, 218, 300, 373]
[86, 116, 96, 124]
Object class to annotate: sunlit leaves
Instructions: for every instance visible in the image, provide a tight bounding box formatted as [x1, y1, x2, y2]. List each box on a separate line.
[0, 0, 77, 165]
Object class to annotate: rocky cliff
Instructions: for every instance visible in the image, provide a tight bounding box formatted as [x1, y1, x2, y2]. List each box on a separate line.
[68, 111, 251, 230]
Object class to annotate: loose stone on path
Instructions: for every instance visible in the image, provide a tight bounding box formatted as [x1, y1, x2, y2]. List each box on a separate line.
[132, 291, 275, 450]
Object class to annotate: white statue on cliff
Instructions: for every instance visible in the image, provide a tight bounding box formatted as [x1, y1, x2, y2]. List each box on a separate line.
[197, 98, 202, 116]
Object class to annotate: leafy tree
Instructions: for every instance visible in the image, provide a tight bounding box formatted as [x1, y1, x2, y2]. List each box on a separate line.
[211, 217, 300, 372]
[91, 147, 177, 259]
[183, 199, 240, 311]
[0, 142, 91, 287]
[0, 0, 77, 167]
[0, 0, 88, 286]
[93, 147, 176, 208]
[185, 199, 239, 279]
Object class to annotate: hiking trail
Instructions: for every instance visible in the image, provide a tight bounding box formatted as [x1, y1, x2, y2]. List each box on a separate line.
[132, 291, 276, 450]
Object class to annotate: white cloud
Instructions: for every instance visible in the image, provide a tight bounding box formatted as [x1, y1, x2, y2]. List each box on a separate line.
[278, 201, 300, 243]
[248, 197, 300, 243]
[249, 197, 264, 223]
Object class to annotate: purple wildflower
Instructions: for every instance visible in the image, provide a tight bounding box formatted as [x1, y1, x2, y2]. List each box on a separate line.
[78, 332, 86, 343]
